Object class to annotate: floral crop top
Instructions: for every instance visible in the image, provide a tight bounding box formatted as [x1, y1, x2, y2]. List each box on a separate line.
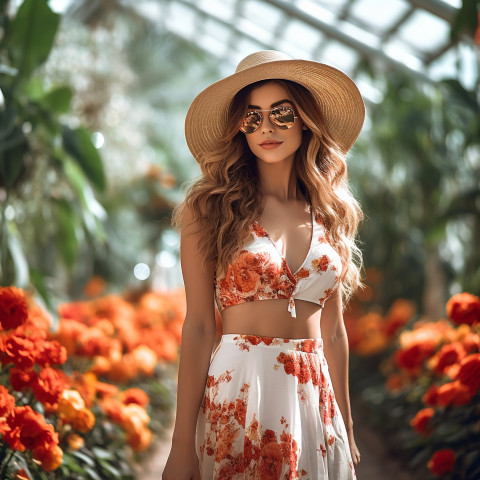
[214, 210, 342, 318]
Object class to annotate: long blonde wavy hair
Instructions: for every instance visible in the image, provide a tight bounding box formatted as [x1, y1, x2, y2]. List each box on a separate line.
[172, 79, 364, 306]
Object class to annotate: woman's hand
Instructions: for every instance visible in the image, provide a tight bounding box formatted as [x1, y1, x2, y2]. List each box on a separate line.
[346, 428, 361, 466]
[162, 443, 201, 480]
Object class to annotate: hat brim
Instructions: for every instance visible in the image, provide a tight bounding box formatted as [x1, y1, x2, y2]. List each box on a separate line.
[185, 59, 365, 163]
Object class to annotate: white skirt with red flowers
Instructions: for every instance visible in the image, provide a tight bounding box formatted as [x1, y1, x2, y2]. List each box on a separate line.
[196, 334, 356, 479]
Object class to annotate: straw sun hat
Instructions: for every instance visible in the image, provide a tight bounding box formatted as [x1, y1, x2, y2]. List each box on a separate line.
[185, 50, 365, 164]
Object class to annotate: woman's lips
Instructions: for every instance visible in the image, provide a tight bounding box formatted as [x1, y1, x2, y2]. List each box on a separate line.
[259, 141, 282, 149]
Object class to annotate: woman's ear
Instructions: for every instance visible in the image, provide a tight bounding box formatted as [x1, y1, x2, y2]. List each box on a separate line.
[302, 125, 309, 131]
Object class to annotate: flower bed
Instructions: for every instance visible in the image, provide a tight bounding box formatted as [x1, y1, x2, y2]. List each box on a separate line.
[346, 291, 480, 479]
[0, 285, 185, 479]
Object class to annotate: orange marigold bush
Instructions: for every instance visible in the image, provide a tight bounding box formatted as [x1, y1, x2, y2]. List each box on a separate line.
[379, 292, 480, 478]
[0, 284, 182, 478]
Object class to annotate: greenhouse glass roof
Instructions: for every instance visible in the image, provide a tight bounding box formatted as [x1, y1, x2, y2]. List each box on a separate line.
[53, 0, 476, 102]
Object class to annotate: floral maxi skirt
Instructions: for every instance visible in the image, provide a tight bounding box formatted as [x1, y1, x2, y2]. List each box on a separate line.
[196, 334, 357, 479]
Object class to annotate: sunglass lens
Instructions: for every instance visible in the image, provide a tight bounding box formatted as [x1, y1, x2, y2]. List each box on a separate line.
[240, 111, 262, 133]
[270, 107, 295, 129]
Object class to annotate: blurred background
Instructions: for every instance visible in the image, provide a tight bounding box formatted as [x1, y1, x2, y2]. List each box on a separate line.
[0, 0, 479, 479]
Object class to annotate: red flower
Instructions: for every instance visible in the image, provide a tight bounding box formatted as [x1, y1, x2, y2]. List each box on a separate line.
[429, 342, 466, 375]
[0, 335, 36, 369]
[32, 368, 70, 408]
[395, 344, 429, 371]
[436, 380, 474, 407]
[446, 292, 480, 326]
[427, 449, 455, 476]
[456, 353, 480, 394]
[422, 385, 439, 406]
[410, 408, 434, 435]
[0, 287, 28, 331]
[4, 406, 58, 452]
[9, 368, 37, 391]
[36, 340, 67, 368]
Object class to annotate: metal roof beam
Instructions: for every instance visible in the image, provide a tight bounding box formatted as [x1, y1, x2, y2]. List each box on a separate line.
[406, 0, 457, 22]
[263, 0, 432, 83]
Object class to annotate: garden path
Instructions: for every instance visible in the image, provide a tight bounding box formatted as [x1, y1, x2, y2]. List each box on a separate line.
[139, 395, 418, 480]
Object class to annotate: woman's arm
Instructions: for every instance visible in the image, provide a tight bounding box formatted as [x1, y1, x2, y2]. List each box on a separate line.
[321, 288, 361, 465]
[163, 203, 217, 479]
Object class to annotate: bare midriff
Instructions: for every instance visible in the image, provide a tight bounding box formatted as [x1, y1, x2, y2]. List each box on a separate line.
[220, 298, 322, 339]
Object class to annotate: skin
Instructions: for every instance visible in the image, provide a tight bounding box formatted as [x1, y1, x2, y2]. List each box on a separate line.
[163, 82, 360, 479]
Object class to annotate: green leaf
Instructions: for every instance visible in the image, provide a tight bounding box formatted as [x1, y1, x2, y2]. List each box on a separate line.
[40, 86, 73, 113]
[451, 0, 479, 40]
[53, 199, 78, 268]
[8, 0, 60, 79]
[62, 126, 106, 192]
[29, 267, 54, 312]
[7, 227, 29, 287]
[92, 447, 114, 460]
[84, 466, 103, 480]
[71, 450, 96, 467]
[99, 459, 121, 477]
[0, 125, 28, 187]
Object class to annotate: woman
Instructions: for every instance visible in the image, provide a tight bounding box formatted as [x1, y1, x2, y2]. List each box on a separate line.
[164, 50, 365, 479]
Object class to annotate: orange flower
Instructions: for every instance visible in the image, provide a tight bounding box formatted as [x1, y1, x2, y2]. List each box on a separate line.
[66, 433, 85, 450]
[0, 385, 15, 436]
[71, 408, 95, 433]
[121, 403, 150, 435]
[58, 389, 85, 421]
[0, 286, 28, 331]
[127, 426, 152, 452]
[51, 319, 87, 355]
[84, 276, 106, 297]
[436, 380, 474, 407]
[4, 405, 59, 454]
[456, 353, 480, 393]
[102, 398, 124, 424]
[1, 335, 36, 369]
[36, 340, 67, 368]
[33, 444, 63, 471]
[0, 385, 16, 416]
[410, 408, 434, 435]
[129, 345, 157, 376]
[427, 449, 455, 476]
[95, 381, 119, 399]
[119, 388, 150, 407]
[461, 332, 480, 353]
[384, 299, 415, 337]
[446, 292, 480, 326]
[428, 342, 467, 375]
[32, 367, 70, 408]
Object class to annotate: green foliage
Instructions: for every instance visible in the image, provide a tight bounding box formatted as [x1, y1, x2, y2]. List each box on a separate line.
[0, 1, 108, 307]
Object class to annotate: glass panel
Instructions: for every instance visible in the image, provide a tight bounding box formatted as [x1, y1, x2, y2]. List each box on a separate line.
[281, 19, 324, 50]
[349, 0, 410, 33]
[243, 0, 285, 30]
[236, 17, 275, 45]
[198, 0, 236, 22]
[321, 40, 358, 73]
[383, 38, 423, 71]
[164, 2, 197, 39]
[397, 9, 450, 53]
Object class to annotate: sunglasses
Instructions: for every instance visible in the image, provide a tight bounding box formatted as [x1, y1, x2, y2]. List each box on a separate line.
[240, 106, 298, 134]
